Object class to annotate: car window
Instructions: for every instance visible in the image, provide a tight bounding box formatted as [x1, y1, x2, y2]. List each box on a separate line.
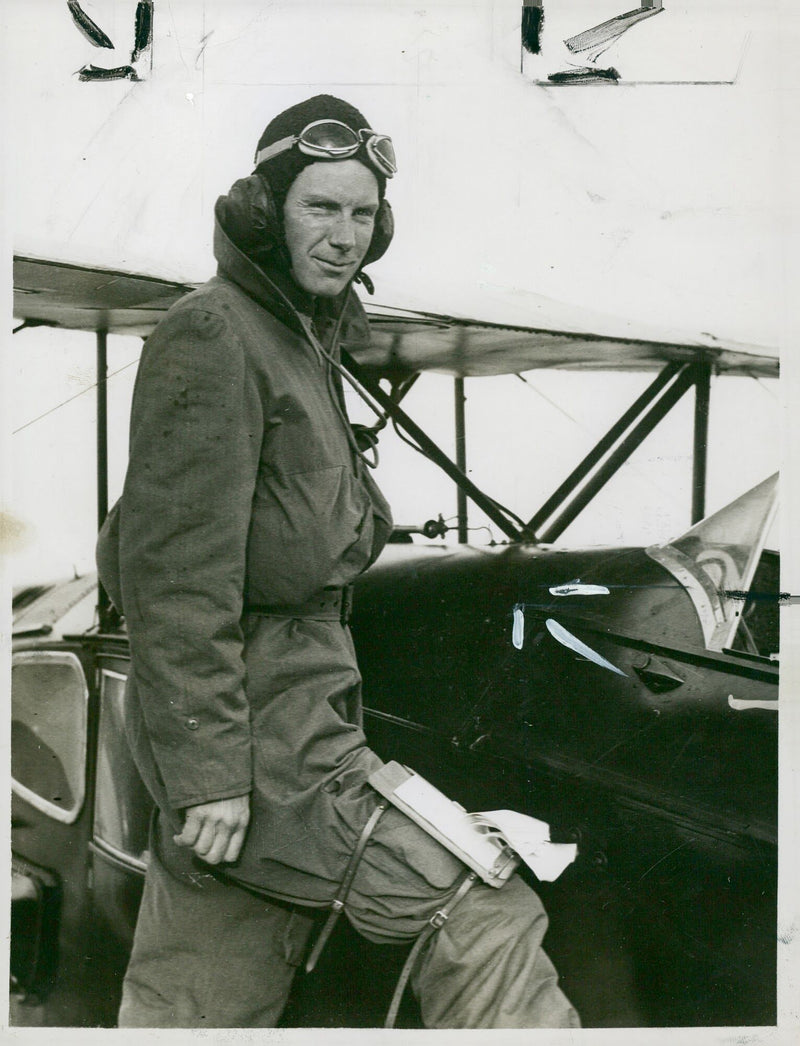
[11, 651, 88, 823]
[646, 474, 778, 654]
[93, 669, 152, 867]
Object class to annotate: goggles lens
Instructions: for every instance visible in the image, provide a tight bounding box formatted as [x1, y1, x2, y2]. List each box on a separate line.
[255, 119, 396, 177]
[300, 120, 361, 156]
[363, 133, 397, 176]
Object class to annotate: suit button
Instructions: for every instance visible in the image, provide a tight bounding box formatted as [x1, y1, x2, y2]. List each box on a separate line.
[186, 718, 200, 730]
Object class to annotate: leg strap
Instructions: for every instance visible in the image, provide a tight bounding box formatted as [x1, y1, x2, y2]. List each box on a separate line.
[304, 799, 389, 973]
[384, 870, 479, 1029]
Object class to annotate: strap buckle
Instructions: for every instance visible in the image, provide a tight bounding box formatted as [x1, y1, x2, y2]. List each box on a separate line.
[429, 908, 449, 929]
[384, 871, 480, 1029]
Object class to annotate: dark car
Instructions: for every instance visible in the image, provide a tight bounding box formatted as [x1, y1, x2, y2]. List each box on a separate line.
[10, 472, 779, 1028]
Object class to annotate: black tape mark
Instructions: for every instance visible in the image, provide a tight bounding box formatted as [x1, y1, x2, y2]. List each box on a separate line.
[70, 0, 153, 81]
[67, 0, 114, 49]
[725, 591, 796, 605]
[131, 0, 154, 63]
[78, 64, 141, 82]
[548, 66, 620, 84]
[565, 1, 664, 58]
[521, 1, 544, 55]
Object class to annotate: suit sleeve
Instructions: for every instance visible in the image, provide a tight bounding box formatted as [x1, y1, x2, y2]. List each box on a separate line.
[119, 304, 263, 810]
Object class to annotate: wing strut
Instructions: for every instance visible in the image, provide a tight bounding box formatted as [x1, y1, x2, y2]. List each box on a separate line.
[96, 330, 115, 631]
[526, 362, 683, 535]
[454, 377, 468, 542]
[342, 352, 524, 542]
[692, 364, 711, 523]
[528, 362, 706, 542]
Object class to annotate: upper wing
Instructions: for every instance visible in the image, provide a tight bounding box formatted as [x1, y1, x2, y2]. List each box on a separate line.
[14, 255, 778, 379]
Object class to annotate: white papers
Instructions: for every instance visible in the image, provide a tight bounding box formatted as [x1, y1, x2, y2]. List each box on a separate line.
[375, 763, 578, 885]
[470, 809, 578, 882]
[391, 772, 577, 883]
[392, 774, 515, 882]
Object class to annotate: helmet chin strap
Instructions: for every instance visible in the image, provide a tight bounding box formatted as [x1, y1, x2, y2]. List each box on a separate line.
[354, 270, 375, 295]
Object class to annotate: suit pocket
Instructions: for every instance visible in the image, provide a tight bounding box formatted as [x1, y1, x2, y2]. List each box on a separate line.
[248, 465, 375, 605]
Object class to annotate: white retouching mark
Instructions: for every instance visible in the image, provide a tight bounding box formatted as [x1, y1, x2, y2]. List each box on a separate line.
[549, 580, 610, 597]
[512, 605, 525, 650]
[728, 695, 779, 713]
[546, 619, 627, 677]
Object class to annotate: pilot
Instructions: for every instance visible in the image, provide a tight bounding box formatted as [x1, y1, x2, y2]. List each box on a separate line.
[97, 94, 579, 1030]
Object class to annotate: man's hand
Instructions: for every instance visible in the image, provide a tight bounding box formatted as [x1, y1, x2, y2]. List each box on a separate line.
[174, 794, 251, 864]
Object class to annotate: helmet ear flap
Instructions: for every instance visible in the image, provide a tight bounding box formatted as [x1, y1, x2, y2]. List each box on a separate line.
[362, 198, 394, 267]
[217, 173, 283, 258]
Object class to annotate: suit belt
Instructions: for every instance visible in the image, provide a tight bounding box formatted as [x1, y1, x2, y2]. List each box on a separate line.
[245, 584, 354, 625]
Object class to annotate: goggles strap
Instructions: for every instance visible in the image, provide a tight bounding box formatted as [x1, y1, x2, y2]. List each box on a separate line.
[254, 134, 298, 168]
[255, 124, 394, 177]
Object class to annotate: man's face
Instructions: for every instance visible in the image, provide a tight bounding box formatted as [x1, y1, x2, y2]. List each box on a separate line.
[282, 159, 379, 297]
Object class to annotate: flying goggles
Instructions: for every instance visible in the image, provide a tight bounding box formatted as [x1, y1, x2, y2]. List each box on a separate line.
[254, 119, 397, 178]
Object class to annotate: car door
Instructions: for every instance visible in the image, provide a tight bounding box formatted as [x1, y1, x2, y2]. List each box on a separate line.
[10, 643, 95, 1021]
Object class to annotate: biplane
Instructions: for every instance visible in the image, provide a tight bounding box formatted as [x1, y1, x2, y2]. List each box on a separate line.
[10, 254, 779, 1027]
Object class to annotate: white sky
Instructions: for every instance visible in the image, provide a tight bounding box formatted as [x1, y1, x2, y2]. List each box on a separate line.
[3, 0, 792, 343]
[4, 0, 794, 584]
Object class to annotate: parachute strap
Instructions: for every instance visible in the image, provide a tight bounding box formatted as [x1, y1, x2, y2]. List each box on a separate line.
[304, 799, 389, 973]
[384, 870, 479, 1029]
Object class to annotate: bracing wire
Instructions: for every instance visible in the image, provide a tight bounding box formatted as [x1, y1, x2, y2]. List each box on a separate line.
[12, 355, 142, 435]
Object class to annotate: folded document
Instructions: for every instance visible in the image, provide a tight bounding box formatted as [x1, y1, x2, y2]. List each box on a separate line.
[368, 762, 577, 888]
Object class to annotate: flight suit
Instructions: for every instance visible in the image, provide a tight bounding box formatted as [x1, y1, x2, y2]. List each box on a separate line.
[99, 193, 579, 1029]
